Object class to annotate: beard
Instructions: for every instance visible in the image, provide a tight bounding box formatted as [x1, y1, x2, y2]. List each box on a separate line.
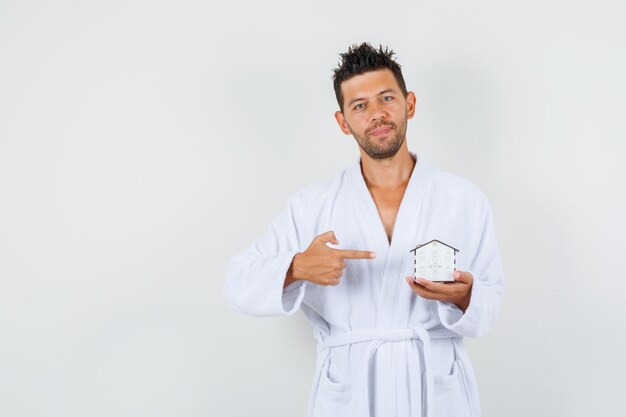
[350, 118, 408, 160]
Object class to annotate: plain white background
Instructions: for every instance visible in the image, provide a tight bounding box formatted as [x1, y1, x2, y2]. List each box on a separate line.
[1, 1, 625, 416]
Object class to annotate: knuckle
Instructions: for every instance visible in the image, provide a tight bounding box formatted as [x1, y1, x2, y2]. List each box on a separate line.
[324, 275, 339, 286]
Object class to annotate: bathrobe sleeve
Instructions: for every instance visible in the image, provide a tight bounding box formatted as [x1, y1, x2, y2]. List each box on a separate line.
[437, 199, 505, 337]
[224, 196, 308, 317]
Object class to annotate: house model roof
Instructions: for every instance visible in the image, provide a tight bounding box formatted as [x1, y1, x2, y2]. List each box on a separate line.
[409, 239, 460, 253]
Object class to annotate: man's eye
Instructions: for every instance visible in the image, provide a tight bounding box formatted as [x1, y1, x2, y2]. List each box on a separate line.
[354, 103, 365, 110]
[382, 96, 393, 102]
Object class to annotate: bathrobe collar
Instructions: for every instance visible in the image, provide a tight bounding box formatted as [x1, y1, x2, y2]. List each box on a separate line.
[347, 151, 432, 326]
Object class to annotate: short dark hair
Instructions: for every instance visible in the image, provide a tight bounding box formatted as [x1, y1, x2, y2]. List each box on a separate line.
[332, 42, 408, 112]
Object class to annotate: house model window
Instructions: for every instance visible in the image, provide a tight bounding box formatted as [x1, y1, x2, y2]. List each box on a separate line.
[409, 240, 459, 282]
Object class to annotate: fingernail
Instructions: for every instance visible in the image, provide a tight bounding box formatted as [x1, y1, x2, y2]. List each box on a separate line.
[370, 252, 376, 258]
[453, 271, 460, 278]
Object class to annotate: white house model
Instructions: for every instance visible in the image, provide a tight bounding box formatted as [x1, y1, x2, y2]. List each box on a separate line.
[410, 240, 459, 282]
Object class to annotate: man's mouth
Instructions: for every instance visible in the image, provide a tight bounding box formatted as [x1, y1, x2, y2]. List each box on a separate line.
[369, 125, 394, 137]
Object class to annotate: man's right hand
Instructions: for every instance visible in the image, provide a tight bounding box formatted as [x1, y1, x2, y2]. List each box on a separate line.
[284, 230, 376, 287]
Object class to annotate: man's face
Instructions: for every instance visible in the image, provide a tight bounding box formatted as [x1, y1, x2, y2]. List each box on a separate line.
[335, 69, 416, 160]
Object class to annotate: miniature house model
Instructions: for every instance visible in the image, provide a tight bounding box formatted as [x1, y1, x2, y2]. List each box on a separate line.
[410, 240, 459, 282]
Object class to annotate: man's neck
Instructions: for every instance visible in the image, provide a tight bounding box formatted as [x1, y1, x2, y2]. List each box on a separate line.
[359, 145, 416, 190]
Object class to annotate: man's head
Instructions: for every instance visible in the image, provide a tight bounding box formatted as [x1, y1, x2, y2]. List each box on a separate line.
[332, 43, 408, 112]
[333, 43, 415, 161]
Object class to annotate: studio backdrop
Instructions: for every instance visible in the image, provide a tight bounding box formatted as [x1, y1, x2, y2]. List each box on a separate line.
[0, 1, 624, 416]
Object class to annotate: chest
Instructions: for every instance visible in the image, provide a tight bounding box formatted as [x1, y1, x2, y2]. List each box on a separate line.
[369, 186, 407, 243]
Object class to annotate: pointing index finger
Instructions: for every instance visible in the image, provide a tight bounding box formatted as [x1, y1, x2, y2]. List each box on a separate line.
[334, 249, 376, 259]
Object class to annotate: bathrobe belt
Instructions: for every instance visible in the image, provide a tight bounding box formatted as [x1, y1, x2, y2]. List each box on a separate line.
[315, 327, 459, 417]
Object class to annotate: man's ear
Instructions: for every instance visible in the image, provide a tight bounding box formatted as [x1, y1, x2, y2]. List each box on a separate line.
[334, 111, 352, 135]
[406, 91, 416, 119]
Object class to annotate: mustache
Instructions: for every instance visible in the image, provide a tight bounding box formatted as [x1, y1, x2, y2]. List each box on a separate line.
[366, 121, 396, 135]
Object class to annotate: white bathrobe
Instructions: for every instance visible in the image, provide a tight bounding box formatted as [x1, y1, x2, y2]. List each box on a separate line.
[224, 151, 504, 417]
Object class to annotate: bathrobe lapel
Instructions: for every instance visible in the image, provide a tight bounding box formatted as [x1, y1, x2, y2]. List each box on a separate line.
[348, 151, 432, 327]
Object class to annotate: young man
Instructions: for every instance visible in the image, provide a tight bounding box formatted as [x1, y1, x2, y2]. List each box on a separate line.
[224, 43, 504, 417]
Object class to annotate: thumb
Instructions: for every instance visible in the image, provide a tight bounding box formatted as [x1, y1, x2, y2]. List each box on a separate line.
[317, 230, 339, 245]
[454, 270, 473, 284]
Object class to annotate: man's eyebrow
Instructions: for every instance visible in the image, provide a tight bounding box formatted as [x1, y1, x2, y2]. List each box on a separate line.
[347, 96, 366, 107]
[378, 88, 396, 96]
[347, 88, 398, 107]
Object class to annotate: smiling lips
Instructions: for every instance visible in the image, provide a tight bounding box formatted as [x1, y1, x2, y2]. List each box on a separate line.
[368, 124, 395, 137]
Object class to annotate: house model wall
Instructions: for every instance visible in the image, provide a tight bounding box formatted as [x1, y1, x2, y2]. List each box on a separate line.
[410, 240, 459, 282]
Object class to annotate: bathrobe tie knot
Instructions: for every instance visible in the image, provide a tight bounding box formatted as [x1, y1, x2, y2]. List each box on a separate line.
[316, 326, 459, 417]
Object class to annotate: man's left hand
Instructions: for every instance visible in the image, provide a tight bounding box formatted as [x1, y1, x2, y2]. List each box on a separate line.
[405, 270, 473, 313]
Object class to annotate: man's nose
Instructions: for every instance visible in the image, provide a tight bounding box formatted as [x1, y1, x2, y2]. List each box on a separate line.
[369, 102, 386, 121]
